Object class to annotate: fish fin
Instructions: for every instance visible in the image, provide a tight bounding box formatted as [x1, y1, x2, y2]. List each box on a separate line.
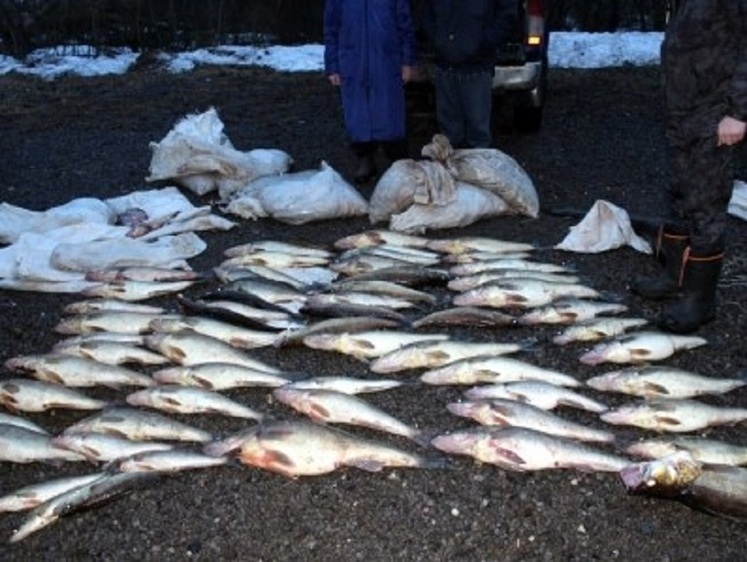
[642, 382, 669, 396]
[425, 350, 450, 362]
[193, 376, 215, 390]
[43, 371, 67, 385]
[307, 404, 330, 422]
[630, 347, 652, 360]
[163, 397, 182, 407]
[491, 446, 526, 466]
[655, 415, 682, 427]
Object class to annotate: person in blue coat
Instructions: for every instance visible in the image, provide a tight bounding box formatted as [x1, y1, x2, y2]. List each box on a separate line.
[324, 0, 417, 183]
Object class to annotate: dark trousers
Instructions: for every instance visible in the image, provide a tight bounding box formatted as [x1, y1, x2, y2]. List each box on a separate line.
[434, 68, 493, 148]
[667, 135, 734, 254]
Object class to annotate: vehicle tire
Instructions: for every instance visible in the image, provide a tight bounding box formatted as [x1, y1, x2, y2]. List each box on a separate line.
[513, 105, 543, 133]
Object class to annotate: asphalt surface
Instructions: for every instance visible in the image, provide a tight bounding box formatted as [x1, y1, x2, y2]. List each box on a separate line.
[0, 64, 745, 561]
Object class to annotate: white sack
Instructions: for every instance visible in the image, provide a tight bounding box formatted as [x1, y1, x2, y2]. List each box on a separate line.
[554, 199, 652, 254]
[51, 232, 207, 271]
[369, 159, 456, 224]
[728, 179, 747, 221]
[105, 186, 198, 225]
[389, 182, 510, 234]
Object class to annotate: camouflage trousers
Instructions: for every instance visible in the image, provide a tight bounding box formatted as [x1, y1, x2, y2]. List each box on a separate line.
[666, 134, 734, 255]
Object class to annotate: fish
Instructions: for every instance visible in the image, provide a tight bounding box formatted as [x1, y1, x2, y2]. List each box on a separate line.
[370, 340, 525, 373]
[55, 310, 180, 335]
[552, 317, 649, 345]
[440, 251, 533, 264]
[300, 296, 409, 323]
[411, 306, 516, 329]
[212, 264, 311, 291]
[224, 240, 333, 259]
[85, 266, 208, 283]
[0, 412, 49, 434]
[448, 269, 582, 292]
[113, 449, 230, 473]
[202, 287, 302, 315]
[324, 279, 437, 305]
[273, 316, 404, 347]
[0, 473, 106, 513]
[341, 265, 451, 287]
[53, 340, 171, 367]
[302, 330, 449, 361]
[152, 362, 294, 390]
[5, 353, 156, 388]
[450, 259, 572, 277]
[50, 433, 174, 463]
[10, 470, 157, 543]
[178, 296, 303, 331]
[586, 366, 746, 399]
[221, 250, 330, 269]
[81, 279, 197, 302]
[464, 381, 608, 413]
[148, 316, 278, 349]
[579, 331, 708, 365]
[0, 424, 87, 464]
[272, 387, 428, 445]
[346, 245, 441, 266]
[144, 331, 282, 372]
[431, 426, 629, 472]
[280, 376, 405, 395]
[334, 230, 430, 250]
[625, 437, 747, 467]
[304, 291, 420, 310]
[330, 253, 412, 276]
[0, 379, 107, 412]
[203, 420, 445, 477]
[619, 452, 747, 521]
[223, 276, 307, 305]
[126, 385, 265, 420]
[600, 399, 747, 433]
[517, 299, 629, 326]
[62, 299, 166, 315]
[62, 407, 213, 442]
[421, 356, 580, 387]
[453, 278, 599, 309]
[447, 399, 616, 443]
[426, 236, 535, 255]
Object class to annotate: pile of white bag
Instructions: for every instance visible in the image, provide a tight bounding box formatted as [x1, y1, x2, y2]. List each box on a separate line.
[369, 134, 540, 234]
[0, 187, 235, 292]
[148, 108, 369, 225]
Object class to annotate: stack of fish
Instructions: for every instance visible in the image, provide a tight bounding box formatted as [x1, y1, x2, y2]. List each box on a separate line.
[1, 229, 745, 543]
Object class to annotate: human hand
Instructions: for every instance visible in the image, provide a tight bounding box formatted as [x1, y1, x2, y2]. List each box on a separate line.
[328, 73, 341, 86]
[717, 116, 746, 146]
[402, 65, 417, 83]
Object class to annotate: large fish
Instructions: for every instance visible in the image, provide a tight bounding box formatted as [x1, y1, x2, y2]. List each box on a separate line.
[579, 331, 708, 365]
[411, 306, 516, 329]
[50, 433, 174, 463]
[280, 376, 405, 395]
[348, 245, 441, 266]
[0, 473, 106, 513]
[325, 279, 437, 306]
[453, 278, 599, 309]
[586, 366, 746, 399]
[370, 340, 525, 373]
[113, 449, 230, 473]
[0, 424, 87, 464]
[431, 426, 629, 472]
[62, 299, 166, 315]
[304, 291, 421, 311]
[81, 279, 197, 302]
[272, 387, 428, 445]
[625, 436, 747, 467]
[300, 295, 409, 323]
[421, 356, 580, 387]
[0, 411, 49, 434]
[303, 330, 449, 361]
[9, 471, 157, 543]
[334, 229, 430, 250]
[223, 277, 307, 305]
[426, 236, 535, 255]
[221, 250, 330, 269]
[149, 316, 278, 349]
[619, 451, 747, 521]
[55, 310, 180, 335]
[152, 362, 293, 390]
[552, 317, 648, 345]
[330, 253, 412, 276]
[600, 399, 747, 433]
[177, 295, 302, 331]
[85, 266, 208, 283]
[213, 263, 311, 291]
[126, 385, 265, 420]
[464, 381, 608, 413]
[0, 379, 107, 412]
[224, 240, 333, 259]
[273, 316, 404, 347]
[341, 265, 451, 287]
[52, 340, 170, 367]
[517, 299, 628, 326]
[62, 407, 213, 442]
[144, 331, 282, 372]
[450, 259, 572, 277]
[447, 399, 615, 443]
[448, 269, 581, 292]
[203, 420, 445, 477]
[440, 251, 533, 264]
[5, 353, 156, 388]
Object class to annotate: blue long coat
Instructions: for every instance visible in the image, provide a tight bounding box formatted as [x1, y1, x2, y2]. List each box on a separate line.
[324, 0, 416, 143]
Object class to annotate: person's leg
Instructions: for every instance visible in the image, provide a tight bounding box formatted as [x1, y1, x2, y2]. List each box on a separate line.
[350, 141, 377, 183]
[434, 68, 466, 148]
[460, 70, 493, 148]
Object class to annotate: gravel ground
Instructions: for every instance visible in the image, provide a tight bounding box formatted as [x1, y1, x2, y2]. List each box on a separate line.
[0, 64, 746, 561]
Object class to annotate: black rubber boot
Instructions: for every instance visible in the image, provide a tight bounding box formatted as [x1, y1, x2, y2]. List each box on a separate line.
[659, 250, 723, 334]
[353, 153, 376, 183]
[630, 227, 689, 299]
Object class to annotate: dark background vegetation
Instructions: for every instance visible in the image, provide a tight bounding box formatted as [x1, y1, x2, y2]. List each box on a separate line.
[0, 0, 675, 58]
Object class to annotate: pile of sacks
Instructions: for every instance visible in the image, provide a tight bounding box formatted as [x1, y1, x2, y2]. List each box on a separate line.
[369, 134, 539, 233]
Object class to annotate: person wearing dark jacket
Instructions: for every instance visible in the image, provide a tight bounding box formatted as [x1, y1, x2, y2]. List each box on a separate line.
[324, 0, 417, 183]
[631, 0, 747, 333]
[419, 0, 516, 148]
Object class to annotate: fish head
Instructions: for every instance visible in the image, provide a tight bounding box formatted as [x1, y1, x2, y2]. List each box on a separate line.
[585, 372, 621, 391]
[619, 451, 702, 496]
[431, 431, 480, 455]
